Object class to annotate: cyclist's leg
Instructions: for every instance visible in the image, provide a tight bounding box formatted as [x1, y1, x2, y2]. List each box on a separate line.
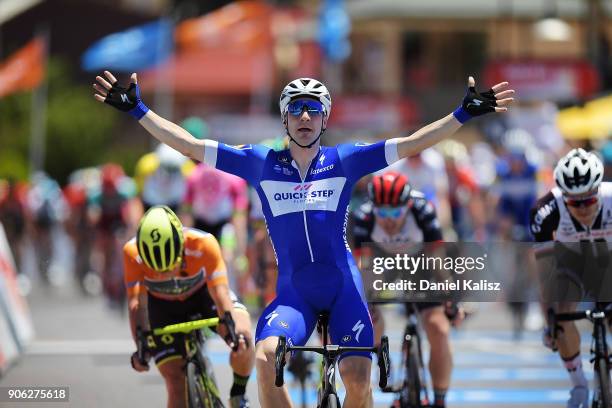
[555, 301, 588, 402]
[556, 302, 581, 357]
[330, 279, 374, 408]
[157, 358, 187, 408]
[420, 304, 451, 407]
[147, 294, 190, 408]
[255, 290, 317, 408]
[225, 294, 255, 399]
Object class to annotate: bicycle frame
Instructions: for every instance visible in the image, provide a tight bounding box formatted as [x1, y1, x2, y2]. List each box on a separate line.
[137, 313, 238, 408]
[275, 313, 390, 408]
[382, 303, 430, 407]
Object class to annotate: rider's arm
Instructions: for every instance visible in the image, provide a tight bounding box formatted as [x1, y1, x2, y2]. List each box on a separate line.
[139, 111, 206, 162]
[410, 193, 444, 242]
[396, 114, 463, 159]
[529, 192, 560, 312]
[200, 234, 234, 315]
[123, 243, 148, 345]
[529, 191, 559, 244]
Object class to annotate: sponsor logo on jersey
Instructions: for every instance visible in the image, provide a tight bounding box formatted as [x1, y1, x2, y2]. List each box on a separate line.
[319, 154, 326, 165]
[184, 248, 203, 258]
[279, 321, 289, 328]
[532, 200, 557, 233]
[355, 142, 372, 147]
[273, 165, 282, 173]
[278, 155, 289, 164]
[342, 335, 351, 343]
[282, 167, 293, 176]
[311, 164, 334, 175]
[260, 178, 347, 216]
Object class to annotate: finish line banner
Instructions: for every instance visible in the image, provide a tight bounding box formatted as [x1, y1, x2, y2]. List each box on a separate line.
[357, 242, 612, 303]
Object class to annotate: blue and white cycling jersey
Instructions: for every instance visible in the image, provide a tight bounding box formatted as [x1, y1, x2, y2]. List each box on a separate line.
[203, 139, 400, 353]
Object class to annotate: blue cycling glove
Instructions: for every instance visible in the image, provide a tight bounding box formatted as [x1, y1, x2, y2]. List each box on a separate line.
[103, 80, 149, 120]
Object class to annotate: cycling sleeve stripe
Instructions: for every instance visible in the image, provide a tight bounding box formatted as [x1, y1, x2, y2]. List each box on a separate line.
[385, 138, 400, 165]
[203, 139, 219, 167]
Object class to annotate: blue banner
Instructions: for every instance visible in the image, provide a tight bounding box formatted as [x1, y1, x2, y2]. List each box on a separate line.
[82, 19, 172, 72]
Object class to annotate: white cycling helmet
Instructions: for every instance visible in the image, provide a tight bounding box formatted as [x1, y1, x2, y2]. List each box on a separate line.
[554, 148, 604, 195]
[279, 78, 332, 120]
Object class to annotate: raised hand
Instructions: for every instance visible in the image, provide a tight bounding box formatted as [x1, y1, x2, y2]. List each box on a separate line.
[93, 71, 149, 119]
[454, 76, 515, 123]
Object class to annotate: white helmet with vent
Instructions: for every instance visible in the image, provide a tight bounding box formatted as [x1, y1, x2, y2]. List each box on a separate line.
[279, 78, 332, 119]
[554, 148, 604, 195]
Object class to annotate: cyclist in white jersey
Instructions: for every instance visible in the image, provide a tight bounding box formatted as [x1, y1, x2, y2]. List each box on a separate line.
[530, 148, 612, 408]
[94, 71, 513, 407]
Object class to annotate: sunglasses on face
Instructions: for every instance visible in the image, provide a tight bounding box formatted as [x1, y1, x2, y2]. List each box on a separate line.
[287, 100, 324, 117]
[563, 193, 599, 208]
[374, 206, 407, 219]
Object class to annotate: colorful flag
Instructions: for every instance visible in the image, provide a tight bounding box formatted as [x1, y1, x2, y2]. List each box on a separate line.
[81, 19, 172, 72]
[0, 38, 44, 98]
[175, 1, 272, 51]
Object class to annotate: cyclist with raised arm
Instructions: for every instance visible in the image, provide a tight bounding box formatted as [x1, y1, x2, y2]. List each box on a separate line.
[530, 148, 612, 408]
[94, 70, 513, 407]
[124, 206, 254, 408]
[350, 171, 461, 408]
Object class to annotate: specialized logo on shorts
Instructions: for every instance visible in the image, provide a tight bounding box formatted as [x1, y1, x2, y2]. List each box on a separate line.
[260, 178, 347, 216]
[352, 320, 365, 343]
[342, 335, 351, 343]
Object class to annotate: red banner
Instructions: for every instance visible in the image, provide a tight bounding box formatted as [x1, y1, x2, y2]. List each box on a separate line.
[483, 60, 599, 101]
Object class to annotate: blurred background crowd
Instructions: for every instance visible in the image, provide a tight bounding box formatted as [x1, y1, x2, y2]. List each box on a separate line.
[1, 0, 612, 335]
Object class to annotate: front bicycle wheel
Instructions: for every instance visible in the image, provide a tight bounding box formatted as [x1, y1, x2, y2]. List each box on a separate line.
[400, 333, 424, 408]
[187, 361, 224, 408]
[596, 358, 612, 408]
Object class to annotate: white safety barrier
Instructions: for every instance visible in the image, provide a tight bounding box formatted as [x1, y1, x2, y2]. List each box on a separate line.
[0, 222, 34, 376]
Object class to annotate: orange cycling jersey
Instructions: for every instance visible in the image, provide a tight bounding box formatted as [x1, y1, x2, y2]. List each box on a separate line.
[123, 228, 228, 301]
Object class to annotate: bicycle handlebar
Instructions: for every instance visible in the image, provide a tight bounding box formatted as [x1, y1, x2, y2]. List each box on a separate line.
[273, 335, 391, 389]
[152, 317, 220, 336]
